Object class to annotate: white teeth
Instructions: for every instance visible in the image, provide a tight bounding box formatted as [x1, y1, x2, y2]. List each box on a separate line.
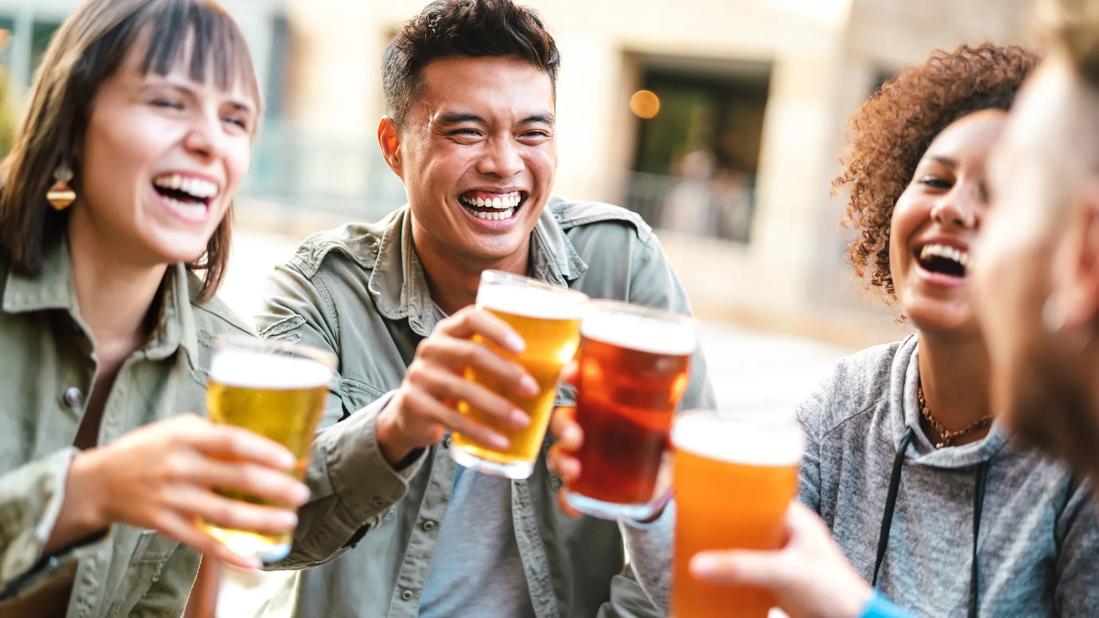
[919, 243, 969, 265]
[470, 207, 516, 221]
[460, 191, 522, 210]
[152, 174, 219, 200]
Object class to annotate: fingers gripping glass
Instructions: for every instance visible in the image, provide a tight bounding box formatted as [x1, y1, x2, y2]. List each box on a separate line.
[201, 336, 334, 563]
[449, 270, 587, 479]
[671, 411, 803, 618]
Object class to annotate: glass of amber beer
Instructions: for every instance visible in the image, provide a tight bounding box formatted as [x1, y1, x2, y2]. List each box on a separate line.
[672, 411, 803, 618]
[202, 337, 334, 563]
[450, 270, 587, 479]
[564, 301, 695, 519]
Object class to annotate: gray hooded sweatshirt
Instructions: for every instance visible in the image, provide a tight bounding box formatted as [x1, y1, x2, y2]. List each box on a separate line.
[623, 335, 1099, 617]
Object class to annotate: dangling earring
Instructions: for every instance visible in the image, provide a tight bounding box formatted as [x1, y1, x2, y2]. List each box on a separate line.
[46, 163, 76, 210]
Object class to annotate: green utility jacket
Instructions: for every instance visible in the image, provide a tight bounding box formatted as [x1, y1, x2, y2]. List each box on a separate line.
[0, 239, 250, 616]
[259, 197, 715, 618]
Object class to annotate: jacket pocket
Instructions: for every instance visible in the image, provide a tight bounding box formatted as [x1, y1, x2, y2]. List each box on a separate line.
[259, 314, 306, 343]
[337, 377, 387, 420]
[104, 530, 180, 614]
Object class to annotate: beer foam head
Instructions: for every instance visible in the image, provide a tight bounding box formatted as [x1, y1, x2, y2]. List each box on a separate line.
[672, 412, 803, 466]
[581, 307, 695, 356]
[210, 348, 332, 390]
[477, 281, 586, 320]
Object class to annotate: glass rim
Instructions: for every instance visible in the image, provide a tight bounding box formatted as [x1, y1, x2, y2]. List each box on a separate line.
[211, 335, 337, 371]
[581, 300, 697, 354]
[478, 269, 590, 301]
[671, 409, 804, 465]
[584, 299, 695, 326]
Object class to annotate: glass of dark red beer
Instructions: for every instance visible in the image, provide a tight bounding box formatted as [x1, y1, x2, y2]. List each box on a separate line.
[564, 300, 696, 519]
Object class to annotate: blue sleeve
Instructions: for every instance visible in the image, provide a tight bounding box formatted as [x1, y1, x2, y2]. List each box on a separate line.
[859, 590, 912, 618]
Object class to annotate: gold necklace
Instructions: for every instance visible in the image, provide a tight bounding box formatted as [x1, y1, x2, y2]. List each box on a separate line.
[917, 386, 993, 448]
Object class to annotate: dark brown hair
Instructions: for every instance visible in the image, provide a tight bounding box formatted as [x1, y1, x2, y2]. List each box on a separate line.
[832, 43, 1036, 301]
[383, 0, 560, 125]
[0, 0, 260, 302]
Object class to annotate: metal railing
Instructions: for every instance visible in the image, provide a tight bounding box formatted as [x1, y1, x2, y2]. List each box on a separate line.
[620, 170, 756, 243]
[241, 120, 406, 221]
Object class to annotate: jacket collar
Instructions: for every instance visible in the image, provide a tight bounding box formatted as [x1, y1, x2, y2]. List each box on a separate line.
[2, 238, 200, 370]
[367, 199, 588, 337]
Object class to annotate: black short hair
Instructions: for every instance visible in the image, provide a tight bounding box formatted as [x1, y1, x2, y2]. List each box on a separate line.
[383, 0, 560, 125]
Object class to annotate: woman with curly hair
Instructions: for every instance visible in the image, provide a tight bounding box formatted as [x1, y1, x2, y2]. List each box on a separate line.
[549, 43, 1099, 617]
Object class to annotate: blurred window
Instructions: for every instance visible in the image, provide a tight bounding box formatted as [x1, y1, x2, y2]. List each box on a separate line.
[0, 16, 13, 65]
[266, 14, 291, 120]
[624, 57, 770, 244]
[29, 19, 61, 84]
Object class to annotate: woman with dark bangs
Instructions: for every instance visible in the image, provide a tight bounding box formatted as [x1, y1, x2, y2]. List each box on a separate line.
[0, 1, 309, 615]
[550, 44, 1099, 617]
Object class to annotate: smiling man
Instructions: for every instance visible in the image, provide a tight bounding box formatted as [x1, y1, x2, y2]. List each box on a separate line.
[257, 1, 712, 616]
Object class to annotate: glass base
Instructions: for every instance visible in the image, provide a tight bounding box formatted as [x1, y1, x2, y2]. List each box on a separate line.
[204, 524, 291, 564]
[564, 490, 661, 521]
[449, 446, 534, 479]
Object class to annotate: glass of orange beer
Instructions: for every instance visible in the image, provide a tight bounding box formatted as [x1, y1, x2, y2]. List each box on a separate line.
[564, 300, 695, 519]
[450, 270, 587, 479]
[671, 411, 803, 618]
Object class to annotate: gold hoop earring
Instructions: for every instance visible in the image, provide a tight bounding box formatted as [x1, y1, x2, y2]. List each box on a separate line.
[46, 164, 76, 210]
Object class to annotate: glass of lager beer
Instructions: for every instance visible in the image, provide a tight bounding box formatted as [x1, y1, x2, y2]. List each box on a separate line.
[564, 300, 695, 519]
[671, 411, 803, 618]
[450, 270, 587, 479]
[203, 337, 334, 563]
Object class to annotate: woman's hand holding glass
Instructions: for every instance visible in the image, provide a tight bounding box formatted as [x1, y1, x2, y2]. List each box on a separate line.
[51, 413, 310, 570]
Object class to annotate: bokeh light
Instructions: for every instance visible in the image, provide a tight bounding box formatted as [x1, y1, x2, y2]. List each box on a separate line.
[629, 89, 661, 119]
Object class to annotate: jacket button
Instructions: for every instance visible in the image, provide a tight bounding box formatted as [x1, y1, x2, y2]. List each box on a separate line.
[62, 387, 84, 408]
[421, 519, 436, 531]
[401, 590, 414, 601]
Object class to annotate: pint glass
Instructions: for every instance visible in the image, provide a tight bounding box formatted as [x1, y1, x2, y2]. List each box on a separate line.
[203, 337, 334, 563]
[564, 301, 695, 519]
[450, 270, 587, 479]
[672, 411, 803, 618]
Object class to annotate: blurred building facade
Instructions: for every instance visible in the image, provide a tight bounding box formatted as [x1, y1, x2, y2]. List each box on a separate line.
[4, 0, 1031, 345]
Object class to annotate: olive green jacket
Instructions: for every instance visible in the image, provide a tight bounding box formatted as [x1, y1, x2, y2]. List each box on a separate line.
[259, 197, 715, 618]
[0, 240, 250, 616]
